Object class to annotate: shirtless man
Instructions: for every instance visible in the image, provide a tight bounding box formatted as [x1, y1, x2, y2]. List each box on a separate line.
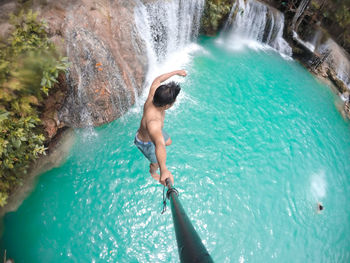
[134, 70, 187, 186]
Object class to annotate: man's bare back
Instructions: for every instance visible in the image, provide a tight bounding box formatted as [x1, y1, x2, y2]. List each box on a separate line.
[134, 70, 187, 185]
[137, 100, 165, 143]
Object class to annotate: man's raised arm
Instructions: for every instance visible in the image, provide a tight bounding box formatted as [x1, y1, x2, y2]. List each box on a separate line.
[147, 70, 187, 100]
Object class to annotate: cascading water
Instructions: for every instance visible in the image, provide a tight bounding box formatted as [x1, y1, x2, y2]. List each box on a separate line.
[292, 25, 350, 92]
[292, 31, 315, 52]
[306, 28, 323, 52]
[223, 0, 292, 56]
[317, 39, 350, 91]
[61, 26, 131, 129]
[62, 27, 96, 129]
[134, 0, 205, 83]
[336, 60, 350, 91]
[135, 0, 204, 62]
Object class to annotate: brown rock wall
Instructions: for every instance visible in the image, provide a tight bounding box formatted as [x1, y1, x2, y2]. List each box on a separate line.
[41, 0, 147, 127]
[0, 0, 148, 128]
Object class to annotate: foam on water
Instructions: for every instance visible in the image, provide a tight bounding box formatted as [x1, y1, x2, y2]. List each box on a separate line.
[129, 43, 204, 115]
[217, 37, 268, 52]
[310, 170, 327, 200]
[216, 37, 293, 61]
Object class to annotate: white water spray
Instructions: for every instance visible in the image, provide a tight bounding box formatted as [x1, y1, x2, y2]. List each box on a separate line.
[223, 0, 292, 57]
[133, 0, 205, 109]
[310, 170, 327, 200]
[318, 39, 350, 90]
[135, 0, 204, 63]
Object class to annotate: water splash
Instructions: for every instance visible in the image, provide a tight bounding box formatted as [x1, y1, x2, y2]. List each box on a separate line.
[133, 0, 205, 112]
[223, 0, 292, 57]
[292, 30, 315, 52]
[135, 0, 204, 63]
[318, 39, 350, 90]
[310, 170, 327, 200]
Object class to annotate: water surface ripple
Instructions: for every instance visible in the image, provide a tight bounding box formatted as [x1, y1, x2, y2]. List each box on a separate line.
[1, 38, 350, 263]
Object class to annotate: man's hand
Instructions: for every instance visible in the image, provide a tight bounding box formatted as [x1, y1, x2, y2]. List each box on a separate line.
[148, 69, 187, 100]
[160, 168, 174, 186]
[177, 70, 187, 77]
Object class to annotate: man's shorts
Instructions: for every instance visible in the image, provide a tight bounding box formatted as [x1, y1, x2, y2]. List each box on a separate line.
[134, 130, 170, 164]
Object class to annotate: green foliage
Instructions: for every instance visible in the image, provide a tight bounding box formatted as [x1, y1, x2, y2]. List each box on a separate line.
[273, 0, 350, 51]
[201, 0, 234, 35]
[334, 2, 350, 28]
[0, 10, 69, 207]
[309, 0, 350, 51]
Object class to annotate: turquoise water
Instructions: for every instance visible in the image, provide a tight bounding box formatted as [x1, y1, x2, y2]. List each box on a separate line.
[1, 37, 350, 262]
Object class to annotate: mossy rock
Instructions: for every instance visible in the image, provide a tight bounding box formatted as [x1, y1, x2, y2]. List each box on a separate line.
[201, 0, 236, 36]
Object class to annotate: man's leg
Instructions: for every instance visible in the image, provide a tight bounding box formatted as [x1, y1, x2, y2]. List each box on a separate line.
[149, 138, 170, 182]
[149, 163, 160, 181]
[148, 132, 170, 181]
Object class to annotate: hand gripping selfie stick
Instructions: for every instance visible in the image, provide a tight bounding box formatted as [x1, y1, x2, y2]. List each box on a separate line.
[165, 179, 214, 263]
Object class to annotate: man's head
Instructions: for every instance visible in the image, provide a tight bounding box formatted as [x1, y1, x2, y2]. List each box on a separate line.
[153, 81, 181, 108]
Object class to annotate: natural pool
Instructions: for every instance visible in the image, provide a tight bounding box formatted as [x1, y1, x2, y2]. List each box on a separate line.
[1, 37, 350, 262]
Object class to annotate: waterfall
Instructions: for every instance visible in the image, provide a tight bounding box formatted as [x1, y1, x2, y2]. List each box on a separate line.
[307, 28, 322, 52]
[336, 60, 350, 90]
[293, 25, 350, 92]
[319, 39, 350, 91]
[292, 30, 315, 52]
[224, 0, 292, 56]
[134, 0, 204, 67]
[59, 26, 131, 129]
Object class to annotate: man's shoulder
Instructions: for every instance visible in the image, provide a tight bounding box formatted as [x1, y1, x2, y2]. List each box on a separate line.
[144, 103, 159, 117]
[145, 118, 161, 138]
[144, 109, 162, 128]
[145, 114, 162, 126]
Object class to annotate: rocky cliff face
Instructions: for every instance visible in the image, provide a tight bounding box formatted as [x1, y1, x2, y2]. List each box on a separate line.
[0, 0, 148, 130]
[48, 0, 148, 128]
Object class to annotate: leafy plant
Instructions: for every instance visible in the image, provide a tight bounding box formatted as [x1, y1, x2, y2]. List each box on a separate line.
[308, 0, 350, 51]
[0, 10, 69, 206]
[201, 0, 234, 35]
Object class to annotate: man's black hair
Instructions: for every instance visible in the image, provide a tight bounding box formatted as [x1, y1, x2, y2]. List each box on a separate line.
[153, 81, 181, 107]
